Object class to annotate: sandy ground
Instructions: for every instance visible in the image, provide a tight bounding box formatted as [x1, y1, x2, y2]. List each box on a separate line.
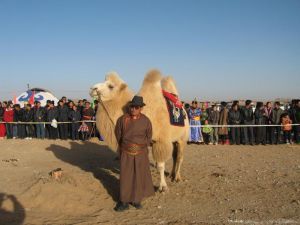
[0, 139, 300, 225]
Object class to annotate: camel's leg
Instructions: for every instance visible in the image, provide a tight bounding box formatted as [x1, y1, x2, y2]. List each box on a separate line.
[157, 162, 168, 192]
[173, 139, 185, 182]
[170, 142, 178, 181]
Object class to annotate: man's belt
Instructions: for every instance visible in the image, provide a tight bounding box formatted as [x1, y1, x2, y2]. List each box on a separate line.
[121, 143, 147, 156]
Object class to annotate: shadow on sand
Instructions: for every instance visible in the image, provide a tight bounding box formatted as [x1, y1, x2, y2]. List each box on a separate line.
[46, 141, 120, 202]
[0, 193, 25, 225]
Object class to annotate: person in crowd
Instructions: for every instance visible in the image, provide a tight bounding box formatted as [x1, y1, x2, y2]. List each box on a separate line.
[0, 102, 6, 139]
[3, 101, 14, 139]
[272, 102, 284, 144]
[184, 103, 190, 119]
[255, 102, 267, 145]
[228, 103, 241, 145]
[34, 101, 46, 139]
[24, 104, 34, 139]
[69, 105, 81, 140]
[289, 99, 300, 144]
[61, 96, 67, 105]
[200, 103, 208, 125]
[57, 100, 69, 140]
[264, 102, 274, 144]
[281, 113, 292, 144]
[67, 101, 75, 138]
[202, 119, 213, 144]
[44, 100, 52, 139]
[208, 104, 219, 145]
[14, 104, 25, 139]
[241, 100, 255, 145]
[218, 102, 229, 145]
[82, 101, 95, 140]
[188, 101, 203, 144]
[47, 101, 58, 140]
[77, 100, 84, 117]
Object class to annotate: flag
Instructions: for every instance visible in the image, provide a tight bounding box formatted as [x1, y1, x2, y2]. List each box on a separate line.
[13, 93, 17, 104]
[29, 90, 35, 105]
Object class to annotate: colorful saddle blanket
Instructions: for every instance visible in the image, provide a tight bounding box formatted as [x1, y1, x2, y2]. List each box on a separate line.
[162, 90, 185, 127]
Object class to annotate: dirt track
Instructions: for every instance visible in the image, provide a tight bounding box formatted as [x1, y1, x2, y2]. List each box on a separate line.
[0, 139, 300, 225]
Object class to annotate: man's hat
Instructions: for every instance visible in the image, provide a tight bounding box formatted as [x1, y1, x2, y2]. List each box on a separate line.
[129, 96, 146, 107]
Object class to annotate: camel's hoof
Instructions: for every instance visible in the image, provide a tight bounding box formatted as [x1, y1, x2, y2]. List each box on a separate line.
[158, 186, 169, 193]
[173, 175, 182, 183]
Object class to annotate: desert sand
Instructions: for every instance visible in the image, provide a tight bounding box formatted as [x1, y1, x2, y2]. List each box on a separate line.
[0, 139, 300, 225]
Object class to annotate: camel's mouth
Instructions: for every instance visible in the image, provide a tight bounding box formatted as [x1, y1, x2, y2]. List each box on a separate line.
[89, 87, 99, 99]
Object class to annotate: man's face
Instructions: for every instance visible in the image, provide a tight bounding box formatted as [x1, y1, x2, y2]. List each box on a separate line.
[85, 103, 90, 108]
[130, 105, 142, 116]
[192, 103, 197, 108]
[37, 103, 41, 108]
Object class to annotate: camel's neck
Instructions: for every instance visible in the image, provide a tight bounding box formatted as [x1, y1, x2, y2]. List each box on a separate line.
[98, 89, 134, 123]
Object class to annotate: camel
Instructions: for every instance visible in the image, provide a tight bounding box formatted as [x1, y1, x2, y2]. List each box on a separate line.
[90, 69, 189, 191]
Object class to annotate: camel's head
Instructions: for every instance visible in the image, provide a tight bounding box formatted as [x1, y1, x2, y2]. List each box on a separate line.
[90, 72, 128, 102]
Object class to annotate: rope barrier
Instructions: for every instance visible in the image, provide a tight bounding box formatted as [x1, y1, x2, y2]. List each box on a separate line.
[0, 121, 299, 128]
[0, 120, 95, 125]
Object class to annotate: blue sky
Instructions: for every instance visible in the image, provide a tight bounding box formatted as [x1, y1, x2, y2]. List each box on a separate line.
[0, 0, 299, 101]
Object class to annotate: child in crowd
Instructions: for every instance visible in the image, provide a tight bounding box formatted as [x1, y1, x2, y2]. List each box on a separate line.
[281, 113, 292, 144]
[202, 120, 213, 145]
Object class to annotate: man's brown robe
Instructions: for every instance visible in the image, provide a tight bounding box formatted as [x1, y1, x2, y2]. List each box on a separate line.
[115, 113, 155, 203]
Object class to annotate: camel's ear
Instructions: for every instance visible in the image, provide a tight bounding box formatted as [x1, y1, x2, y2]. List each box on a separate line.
[119, 83, 127, 91]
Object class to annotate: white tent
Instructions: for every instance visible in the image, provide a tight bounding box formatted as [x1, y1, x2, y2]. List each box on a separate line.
[16, 88, 59, 107]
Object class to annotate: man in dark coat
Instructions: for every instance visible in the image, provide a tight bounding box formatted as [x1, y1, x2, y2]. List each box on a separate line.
[228, 103, 241, 145]
[272, 102, 283, 144]
[241, 100, 255, 145]
[33, 101, 46, 139]
[14, 104, 25, 139]
[68, 105, 81, 140]
[24, 103, 34, 139]
[46, 101, 58, 140]
[57, 100, 69, 140]
[255, 102, 267, 145]
[114, 96, 154, 212]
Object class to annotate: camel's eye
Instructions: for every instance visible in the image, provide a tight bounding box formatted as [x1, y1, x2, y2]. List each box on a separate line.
[108, 84, 114, 90]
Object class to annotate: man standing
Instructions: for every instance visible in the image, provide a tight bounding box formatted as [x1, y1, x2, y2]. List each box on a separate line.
[208, 105, 219, 145]
[114, 96, 154, 211]
[241, 100, 255, 145]
[34, 101, 45, 139]
[272, 102, 283, 144]
[57, 100, 69, 140]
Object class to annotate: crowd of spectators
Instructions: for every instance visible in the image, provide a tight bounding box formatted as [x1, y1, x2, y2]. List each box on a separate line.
[0, 97, 99, 141]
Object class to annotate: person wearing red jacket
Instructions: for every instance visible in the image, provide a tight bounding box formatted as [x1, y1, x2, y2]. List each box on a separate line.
[0, 102, 6, 139]
[3, 102, 14, 139]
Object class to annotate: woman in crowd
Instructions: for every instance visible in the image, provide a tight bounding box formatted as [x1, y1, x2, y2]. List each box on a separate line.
[188, 101, 203, 144]
[0, 102, 6, 139]
[3, 102, 14, 139]
[264, 102, 274, 144]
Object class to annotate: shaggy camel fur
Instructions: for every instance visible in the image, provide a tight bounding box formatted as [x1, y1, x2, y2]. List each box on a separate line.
[90, 70, 189, 191]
